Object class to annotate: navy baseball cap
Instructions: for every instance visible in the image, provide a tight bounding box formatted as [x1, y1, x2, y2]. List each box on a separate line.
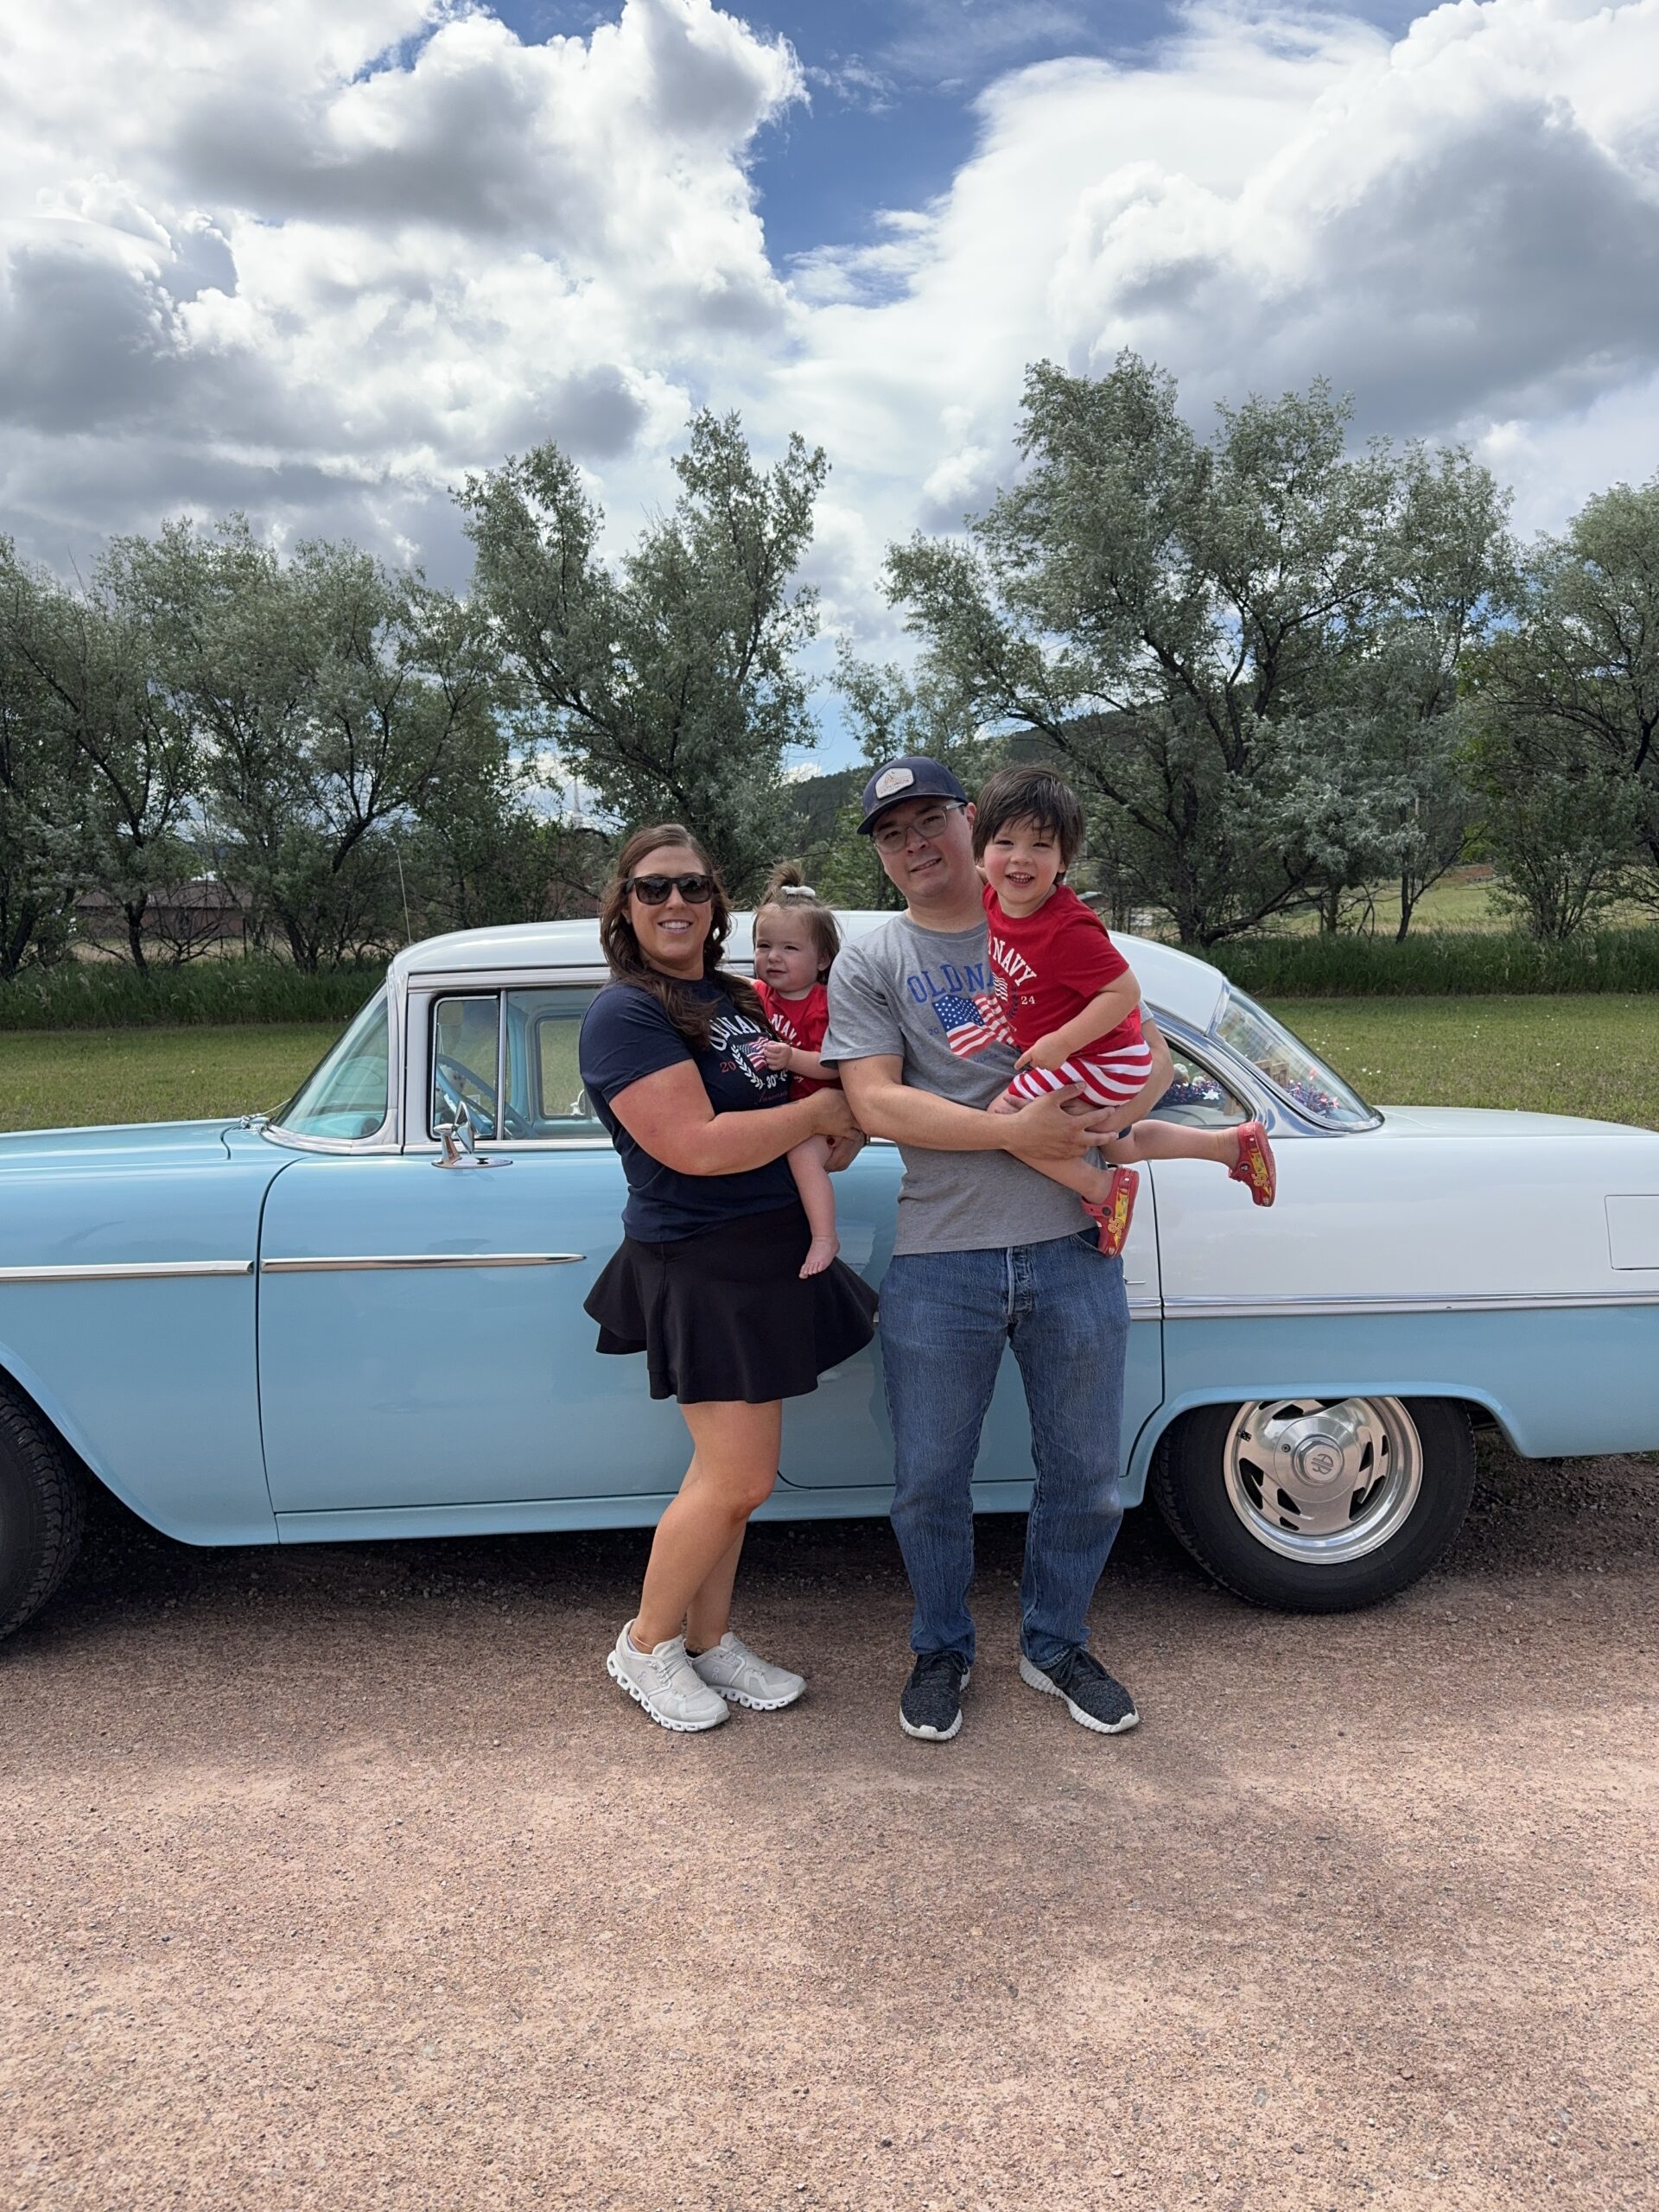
[855, 755, 969, 835]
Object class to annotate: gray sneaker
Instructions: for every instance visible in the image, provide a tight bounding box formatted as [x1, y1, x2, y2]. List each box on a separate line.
[690, 1632, 805, 1711]
[607, 1624, 730, 1732]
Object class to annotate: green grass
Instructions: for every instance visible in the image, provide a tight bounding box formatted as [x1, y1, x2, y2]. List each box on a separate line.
[0, 1026, 340, 1132]
[4, 997, 1657, 1137]
[1280, 995, 1659, 1130]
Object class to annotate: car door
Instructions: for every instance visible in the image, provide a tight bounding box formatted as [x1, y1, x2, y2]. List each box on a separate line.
[257, 977, 691, 1517]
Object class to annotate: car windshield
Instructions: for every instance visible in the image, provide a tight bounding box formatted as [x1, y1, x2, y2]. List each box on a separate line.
[271, 988, 391, 1141]
[1211, 986, 1377, 1130]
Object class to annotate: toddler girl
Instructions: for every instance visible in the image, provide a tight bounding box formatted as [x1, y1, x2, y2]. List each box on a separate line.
[749, 863, 844, 1279]
[970, 764, 1277, 1255]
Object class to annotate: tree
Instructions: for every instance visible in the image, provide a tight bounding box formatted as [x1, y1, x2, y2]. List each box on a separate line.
[885, 355, 1504, 946]
[0, 552, 84, 979]
[125, 520, 508, 968]
[1473, 476, 1659, 918]
[0, 543, 202, 969]
[461, 411, 826, 898]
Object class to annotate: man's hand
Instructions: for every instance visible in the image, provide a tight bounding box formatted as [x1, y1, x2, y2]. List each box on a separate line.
[993, 1082, 1098, 1166]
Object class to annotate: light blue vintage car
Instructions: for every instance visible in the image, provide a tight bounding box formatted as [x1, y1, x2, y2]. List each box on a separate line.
[3, 915, 1657, 1643]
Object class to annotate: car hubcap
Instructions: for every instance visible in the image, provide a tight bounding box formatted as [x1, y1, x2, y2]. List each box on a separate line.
[1222, 1396, 1423, 1564]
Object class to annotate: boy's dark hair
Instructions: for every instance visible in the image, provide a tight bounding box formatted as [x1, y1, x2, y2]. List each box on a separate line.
[972, 764, 1086, 871]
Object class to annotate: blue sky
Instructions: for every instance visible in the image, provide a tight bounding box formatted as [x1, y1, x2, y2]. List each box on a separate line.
[495, 2, 1422, 264]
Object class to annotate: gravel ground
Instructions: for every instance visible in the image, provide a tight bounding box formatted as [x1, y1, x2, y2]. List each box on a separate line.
[3, 1437, 1656, 2212]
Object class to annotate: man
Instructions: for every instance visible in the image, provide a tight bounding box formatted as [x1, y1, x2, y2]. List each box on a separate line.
[820, 755, 1172, 1743]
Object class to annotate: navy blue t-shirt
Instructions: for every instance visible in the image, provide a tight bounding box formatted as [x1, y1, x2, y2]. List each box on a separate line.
[578, 979, 798, 1242]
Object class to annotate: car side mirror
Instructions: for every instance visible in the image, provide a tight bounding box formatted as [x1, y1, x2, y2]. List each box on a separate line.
[433, 1098, 511, 1170]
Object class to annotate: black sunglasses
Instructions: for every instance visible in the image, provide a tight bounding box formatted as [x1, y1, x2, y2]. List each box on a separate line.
[626, 872, 715, 906]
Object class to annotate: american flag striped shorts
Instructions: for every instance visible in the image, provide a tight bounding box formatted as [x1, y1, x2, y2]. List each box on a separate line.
[1005, 1040, 1154, 1111]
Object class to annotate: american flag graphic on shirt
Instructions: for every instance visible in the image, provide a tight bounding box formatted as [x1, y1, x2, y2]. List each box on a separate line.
[935, 991, 1015, 1058]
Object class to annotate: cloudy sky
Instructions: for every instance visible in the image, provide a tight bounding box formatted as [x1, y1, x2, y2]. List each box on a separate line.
[4, 0, 1657, 764]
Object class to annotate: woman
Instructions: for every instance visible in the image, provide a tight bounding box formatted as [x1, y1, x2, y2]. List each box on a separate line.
[579, 824, 876, 1733]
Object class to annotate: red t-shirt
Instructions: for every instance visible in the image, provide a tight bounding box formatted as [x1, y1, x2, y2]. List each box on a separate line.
[982, 881, 1141, 1059]
[754, 979, 836, 1096]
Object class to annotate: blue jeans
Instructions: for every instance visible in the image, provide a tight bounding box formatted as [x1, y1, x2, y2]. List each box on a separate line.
[878, 1230, 1128, 1672]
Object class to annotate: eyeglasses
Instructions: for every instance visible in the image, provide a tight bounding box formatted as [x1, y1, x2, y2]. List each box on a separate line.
[871, 802, 963, 855]
[625, 872, 715, 906]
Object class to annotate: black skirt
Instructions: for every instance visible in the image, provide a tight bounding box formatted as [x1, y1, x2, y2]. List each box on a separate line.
[583, 1201, 878, 1405]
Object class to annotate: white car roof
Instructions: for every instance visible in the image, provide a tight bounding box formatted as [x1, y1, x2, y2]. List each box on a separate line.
[391, 913, 1229, 1034]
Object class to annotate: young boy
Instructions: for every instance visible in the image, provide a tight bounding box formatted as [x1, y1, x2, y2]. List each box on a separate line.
[967, 764, 1276, 1255]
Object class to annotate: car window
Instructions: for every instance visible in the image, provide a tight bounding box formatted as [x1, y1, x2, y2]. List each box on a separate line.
[505, 987, 603, 1137]
[1211, 986, 1377, 1129]
[430, 995, 501, 1140]
[1149, 1041, 1247, 1129]
[273, 988, 391, 1141]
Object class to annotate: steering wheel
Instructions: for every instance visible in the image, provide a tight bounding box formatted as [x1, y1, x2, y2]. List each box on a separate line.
[432, 1052, 535, 1141]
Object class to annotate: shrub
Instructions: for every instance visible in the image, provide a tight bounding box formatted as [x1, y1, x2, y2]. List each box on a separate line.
[0, 957, 383, 1031]
[1205, 928, 1659, 998]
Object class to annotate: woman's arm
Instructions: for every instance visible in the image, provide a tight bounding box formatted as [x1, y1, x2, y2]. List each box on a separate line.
[608, 1060, 855, 1176]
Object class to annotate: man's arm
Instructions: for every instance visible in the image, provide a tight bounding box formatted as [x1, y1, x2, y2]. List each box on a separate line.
[840, 1056, 1103, 1167]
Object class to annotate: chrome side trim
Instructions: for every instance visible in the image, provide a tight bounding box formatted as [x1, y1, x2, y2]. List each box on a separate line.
[1165, 1290, 1659, 1319]
[0, 1260, 254, 1285]
[260, 1252, 585, 1274]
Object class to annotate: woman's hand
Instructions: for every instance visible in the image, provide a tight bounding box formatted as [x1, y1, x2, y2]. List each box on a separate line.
[756, 1039, 794, 1071]
[1014, 1031, 1071, 1074]
[823, 1132, 867, 1173]
[808, 1088, 860, 1143]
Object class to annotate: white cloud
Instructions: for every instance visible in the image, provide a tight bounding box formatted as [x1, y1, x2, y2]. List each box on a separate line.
[0, 0, 800, 563]
[3, 0, 1658, 695]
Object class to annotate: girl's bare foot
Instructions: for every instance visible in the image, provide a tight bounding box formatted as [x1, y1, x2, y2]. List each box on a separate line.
[800, 1234, 840, 1279]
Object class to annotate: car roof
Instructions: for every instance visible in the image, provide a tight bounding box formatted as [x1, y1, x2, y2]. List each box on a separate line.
[390, 913, 1229, 1033]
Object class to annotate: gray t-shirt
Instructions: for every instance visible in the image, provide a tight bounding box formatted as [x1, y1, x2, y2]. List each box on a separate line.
[822, 912, 1092, 1256]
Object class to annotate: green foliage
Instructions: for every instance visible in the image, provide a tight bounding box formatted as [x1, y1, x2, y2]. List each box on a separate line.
[462, 410, 826, 899]
[1208, 926, 1659, 997]
[887, 354, 1509, 948]
[1470, 474, 1659, 936]
[0, 546, 86, 979]
[0, 956, 380, 1030]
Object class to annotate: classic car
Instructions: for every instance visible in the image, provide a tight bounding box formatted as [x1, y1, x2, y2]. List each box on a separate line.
[3, 915, 1657, 1643]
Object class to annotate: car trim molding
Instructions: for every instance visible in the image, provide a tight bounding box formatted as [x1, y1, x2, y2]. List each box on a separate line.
[1164, 1289, 1659, 1319]
[0, 1260, 255, 1284]
[259, 1252, 586, 1273]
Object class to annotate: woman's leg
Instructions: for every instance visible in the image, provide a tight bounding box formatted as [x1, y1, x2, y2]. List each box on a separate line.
[633, 1397, 783, 1649]
[786, 1135, 840, 1277]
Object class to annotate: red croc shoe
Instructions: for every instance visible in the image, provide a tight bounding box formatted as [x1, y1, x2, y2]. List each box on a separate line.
[1229, 1120, 1277, 1206]
[1084, 1166, 1139, 1255]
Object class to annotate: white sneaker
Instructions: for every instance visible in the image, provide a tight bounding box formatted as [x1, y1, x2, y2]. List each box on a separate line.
[690, 1632, 805, 1712]
[607, 1624, 730, 1732]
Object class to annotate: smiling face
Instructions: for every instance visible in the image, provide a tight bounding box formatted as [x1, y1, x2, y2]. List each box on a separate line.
[752, 906, 824, 997]
[626, 843, 711, 979]
[981, 813, 1065, 919]
[868, 795, 979, 920]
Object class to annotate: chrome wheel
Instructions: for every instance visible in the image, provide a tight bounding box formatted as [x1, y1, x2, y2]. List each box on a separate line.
[1222, 1396, 1423, 1566]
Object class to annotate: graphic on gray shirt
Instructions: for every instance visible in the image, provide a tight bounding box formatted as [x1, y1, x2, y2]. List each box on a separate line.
[821, 912, 1093, 1256]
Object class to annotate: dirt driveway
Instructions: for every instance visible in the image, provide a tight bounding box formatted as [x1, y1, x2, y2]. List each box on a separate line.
[3, 1440, 1656, 2212]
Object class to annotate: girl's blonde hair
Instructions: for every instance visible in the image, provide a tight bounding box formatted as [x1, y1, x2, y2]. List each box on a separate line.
[754, 860, 841, 982]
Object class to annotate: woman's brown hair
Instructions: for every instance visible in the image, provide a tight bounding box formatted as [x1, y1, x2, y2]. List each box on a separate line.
[754, 860, 842, 983]
[598, 823, 766, 1051]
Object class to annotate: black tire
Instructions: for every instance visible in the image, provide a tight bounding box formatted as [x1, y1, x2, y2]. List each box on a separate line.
[0, 1382, 86, 1643]
[1149, 1395, 1476, 1613]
